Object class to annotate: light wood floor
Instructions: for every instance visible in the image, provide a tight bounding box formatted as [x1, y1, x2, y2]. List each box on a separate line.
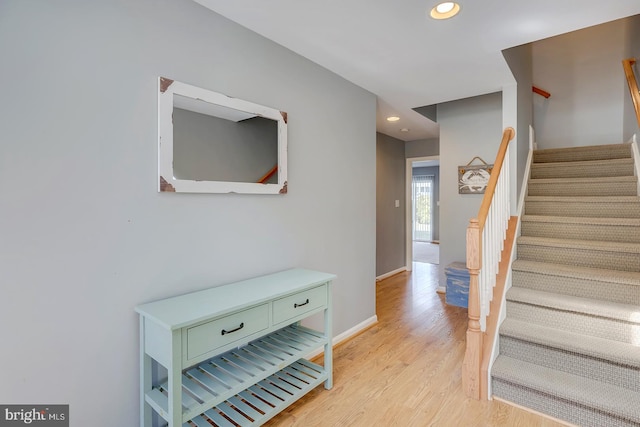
[265, 263, 565, 426]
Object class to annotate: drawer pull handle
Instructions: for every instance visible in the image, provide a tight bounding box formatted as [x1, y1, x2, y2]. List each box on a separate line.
[221, 322, 244, 335]
[294, 299, 310, 308]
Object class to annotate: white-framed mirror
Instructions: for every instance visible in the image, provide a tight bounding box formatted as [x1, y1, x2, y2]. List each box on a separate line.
[158, 77, 288, 194]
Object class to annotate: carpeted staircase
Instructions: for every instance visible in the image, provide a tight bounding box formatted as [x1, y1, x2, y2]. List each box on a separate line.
[491, 143, 640, 427]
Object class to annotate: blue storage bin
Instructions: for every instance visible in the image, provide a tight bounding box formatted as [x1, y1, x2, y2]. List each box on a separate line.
[445, 261, 470, 308]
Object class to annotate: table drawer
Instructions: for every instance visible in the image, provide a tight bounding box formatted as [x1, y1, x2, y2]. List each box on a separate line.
[186, 304, 269, 360]
[273, 284, 327, 325]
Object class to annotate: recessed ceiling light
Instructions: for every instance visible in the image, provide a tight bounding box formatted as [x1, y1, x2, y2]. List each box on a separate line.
[430, 2, 460, 20]
[436, 2, 454, 13]
[400, 128, 410, 132]
[386, 116, 400, 122]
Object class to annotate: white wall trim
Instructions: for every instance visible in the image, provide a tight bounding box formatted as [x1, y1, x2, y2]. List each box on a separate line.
[376, 266, 407, 281]
[405, 155, 440, 271]
[306, 315, 378, 359]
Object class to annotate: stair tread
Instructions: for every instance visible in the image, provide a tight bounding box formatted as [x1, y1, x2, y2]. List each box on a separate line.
[531, 158, 634, 168]
[506, 287, 640, 324]
[500, 318, 640, 368]
[533, 143, 632, 164]
[522, 215, 640, 226]
[517, 235, 640, 253]
[492, 356, 640, 422]
[529, 175, 637, 184]
[534, 143, 630, 155]
[525, 195, 640, 203]
[512, 260, 640, 286]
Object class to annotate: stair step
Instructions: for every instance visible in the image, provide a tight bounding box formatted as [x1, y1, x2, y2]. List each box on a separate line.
[506, 288, 640, 344]
[507, 287, 640, 324]
[500, 322, 640, 394]
[517, 236, 640, 272]
[521, 215, 640, 243]
[500, 318, 640, 371]
[511, 260, 640, 305]
[528, 176, 638, 197]
[524, 195, 640, 218]
[533, 143, 632, 163]
[492, 356, 640, 425]
[500, 333, 640, 392]
[531, 158, 635, 179]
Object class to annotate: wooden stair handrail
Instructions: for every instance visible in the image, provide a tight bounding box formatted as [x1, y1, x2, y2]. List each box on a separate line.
[532, 86, 551, 99]
[258, 165, 278, 184]
[463, 127, 515, 400]
[477, 127, 515, 230]
[623, 58, 640, 129]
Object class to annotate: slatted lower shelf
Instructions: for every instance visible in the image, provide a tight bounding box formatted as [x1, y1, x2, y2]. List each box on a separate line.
[146, 324, 327, 425]
[183, 359, 325, 426]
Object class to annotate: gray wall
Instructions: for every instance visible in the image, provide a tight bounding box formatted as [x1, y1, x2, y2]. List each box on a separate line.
[0, 1, 376, 425]
[623, 15, 640, 140]
[376, 133, 406, 276]
[503, 43, 533, 203]
[405, 137, 439, 158]
[438, 92, 503, 284]
[532, 18, 630, 148]
[412, 166, 440, 241]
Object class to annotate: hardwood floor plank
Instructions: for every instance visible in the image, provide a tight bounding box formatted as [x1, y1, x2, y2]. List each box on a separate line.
[265, 263, 565, 426]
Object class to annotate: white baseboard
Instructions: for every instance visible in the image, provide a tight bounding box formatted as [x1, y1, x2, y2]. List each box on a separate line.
[625, 133, 637, 144]
[306, 315, 378, 359]
[376, 266, 407, 281]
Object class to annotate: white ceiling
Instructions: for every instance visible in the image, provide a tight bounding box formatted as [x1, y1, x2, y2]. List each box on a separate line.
[194, 0, 640, 141]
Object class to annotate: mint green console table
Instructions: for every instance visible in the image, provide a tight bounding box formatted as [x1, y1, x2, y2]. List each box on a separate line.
[136, 269, 335, 427]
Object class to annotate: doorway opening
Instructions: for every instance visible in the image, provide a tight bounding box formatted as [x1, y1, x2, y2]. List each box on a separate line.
[412, 174, 439, 264]
[406, 156, 440, 268]
[412, 174, 434, 242]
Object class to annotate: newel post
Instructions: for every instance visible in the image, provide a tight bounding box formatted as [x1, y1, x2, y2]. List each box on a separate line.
[462, 218, 482, 399]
